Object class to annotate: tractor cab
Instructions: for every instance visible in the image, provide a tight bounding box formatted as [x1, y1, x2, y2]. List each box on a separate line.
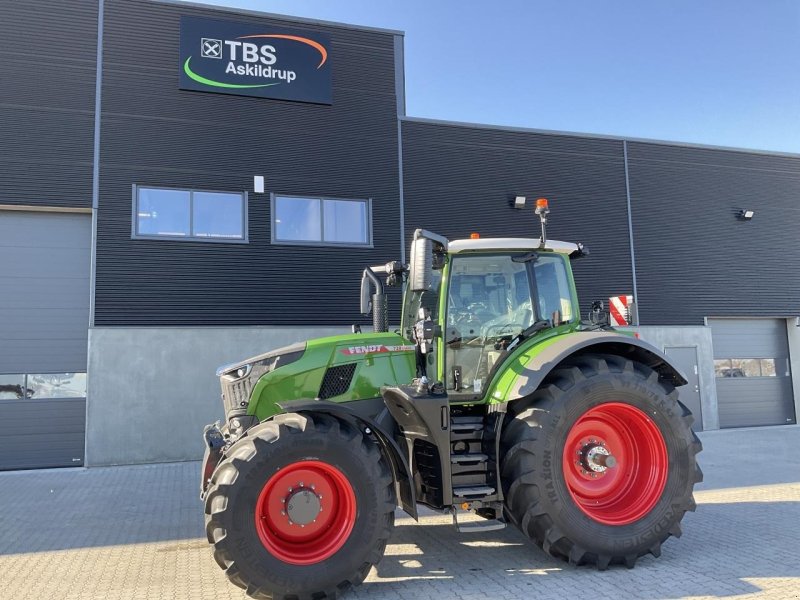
[361, 198, 587, 401]
[398, 234, 582, 401]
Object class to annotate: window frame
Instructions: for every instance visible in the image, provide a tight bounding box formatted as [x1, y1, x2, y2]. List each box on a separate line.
[132, 184, 248, 244]
[270, 193, 373, 248]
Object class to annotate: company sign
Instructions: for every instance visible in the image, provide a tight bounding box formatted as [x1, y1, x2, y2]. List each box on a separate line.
[179, 16, 332, 104]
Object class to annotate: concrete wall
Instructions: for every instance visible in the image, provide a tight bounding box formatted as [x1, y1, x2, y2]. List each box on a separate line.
[86, 326, 348, 466]
[785, 318, 800, 423]
[625, 326, 719, 430]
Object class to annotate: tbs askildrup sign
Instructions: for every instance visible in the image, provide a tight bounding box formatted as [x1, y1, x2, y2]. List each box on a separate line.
[179, 16, 332, 104]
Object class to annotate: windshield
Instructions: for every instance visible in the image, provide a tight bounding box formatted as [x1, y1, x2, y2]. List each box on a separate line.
[443, 252, 574, 395]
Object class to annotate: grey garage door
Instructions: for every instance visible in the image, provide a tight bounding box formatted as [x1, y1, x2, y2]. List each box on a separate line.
[0, 210, 90, 470]
[710, 318, 796, 428]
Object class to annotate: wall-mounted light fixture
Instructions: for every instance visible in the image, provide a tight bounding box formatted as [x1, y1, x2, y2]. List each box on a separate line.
[736, 209, 755, 221]
[513, 196, 526, 209]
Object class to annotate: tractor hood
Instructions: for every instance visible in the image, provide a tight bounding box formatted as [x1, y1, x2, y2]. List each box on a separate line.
[237, 331, 416, 421]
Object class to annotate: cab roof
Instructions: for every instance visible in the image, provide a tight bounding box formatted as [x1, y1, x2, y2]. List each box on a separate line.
[448, 238, 578, 255]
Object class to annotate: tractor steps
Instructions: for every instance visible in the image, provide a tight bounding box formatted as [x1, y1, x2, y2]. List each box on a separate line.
[453, 517, 507, 533]
[453, 485, 496, 497]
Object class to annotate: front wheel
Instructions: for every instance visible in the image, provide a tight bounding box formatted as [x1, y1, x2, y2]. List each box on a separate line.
[204, 412, 396, 599]
[501, 354, 702, 569]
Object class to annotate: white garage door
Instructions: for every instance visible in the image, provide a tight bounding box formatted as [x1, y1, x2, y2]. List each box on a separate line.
[710, 318, 796, 428]
[0, 210, 90, 469]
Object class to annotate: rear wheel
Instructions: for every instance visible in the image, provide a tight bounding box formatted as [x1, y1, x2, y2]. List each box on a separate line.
[501, 354, 702, 568]
[205, 412, 395, 599]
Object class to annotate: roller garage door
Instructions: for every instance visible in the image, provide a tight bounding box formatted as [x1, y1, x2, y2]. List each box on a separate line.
[710, 318, 796, 428]
[0, 210, 90, 470]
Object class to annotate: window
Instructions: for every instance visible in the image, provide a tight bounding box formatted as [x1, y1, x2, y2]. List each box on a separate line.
[532, 255, 575, 323]
[714, 358, 786, 378]
[272, 195, 371, 246]
[0, 373, 86, 399]
[133, 186, 246, 242]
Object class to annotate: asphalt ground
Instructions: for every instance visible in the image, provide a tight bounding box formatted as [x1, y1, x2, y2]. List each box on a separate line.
[0, 425, 798, 600]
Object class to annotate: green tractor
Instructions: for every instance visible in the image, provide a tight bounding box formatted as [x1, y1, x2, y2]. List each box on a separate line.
[201, 201, 702, 599]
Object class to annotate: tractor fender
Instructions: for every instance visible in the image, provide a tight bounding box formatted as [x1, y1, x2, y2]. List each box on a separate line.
[505, 331, 688, 401]
[275, 399, 418, 520]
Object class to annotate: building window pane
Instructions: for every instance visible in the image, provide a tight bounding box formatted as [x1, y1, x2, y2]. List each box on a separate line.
[135, 187, 246, 242]
[273, 195, 370, 246]
[731, 359, 762, 377]
[0, 374, 27, 400]
[714, 359, 734, 377]
[137, 188, 190, 236]
[323, 199, 367, 244]
[26, 373, 87, 399]
[193, 192, 244, 239]
[760, 359, 777, 377]
[275, 197, 321, 242]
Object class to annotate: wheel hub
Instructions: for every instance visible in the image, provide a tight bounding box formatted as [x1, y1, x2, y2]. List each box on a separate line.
[285, 487, 322, 525]
[581, 442, 617, 473]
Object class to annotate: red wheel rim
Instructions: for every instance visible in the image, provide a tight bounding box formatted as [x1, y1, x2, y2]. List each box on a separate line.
[255, 460, 357, 565]
[562, 402, 668, 526]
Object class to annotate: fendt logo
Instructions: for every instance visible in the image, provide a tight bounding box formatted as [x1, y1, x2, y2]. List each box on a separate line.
[179, 16, 332, 104]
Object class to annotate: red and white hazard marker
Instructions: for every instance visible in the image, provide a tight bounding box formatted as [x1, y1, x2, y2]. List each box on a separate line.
[609, 295, 634, 326]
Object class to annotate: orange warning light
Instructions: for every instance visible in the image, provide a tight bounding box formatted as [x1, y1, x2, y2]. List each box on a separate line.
[536, 198, 549, 210]
[470, 232, 480, 239]
[461, 502, 470, 510]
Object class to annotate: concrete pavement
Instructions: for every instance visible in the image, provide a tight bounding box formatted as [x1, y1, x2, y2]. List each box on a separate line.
[0, 426, 798, 600]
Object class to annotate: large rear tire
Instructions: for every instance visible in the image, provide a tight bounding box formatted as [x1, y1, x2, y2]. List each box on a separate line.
[204, 412, 395, 599]
[501, 354, 702, 569]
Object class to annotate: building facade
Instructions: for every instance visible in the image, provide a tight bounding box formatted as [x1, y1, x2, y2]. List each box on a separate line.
[1, 0, 798, 470]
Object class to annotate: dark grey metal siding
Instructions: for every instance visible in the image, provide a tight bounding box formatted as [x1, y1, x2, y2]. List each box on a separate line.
[0, 212, 91, 373]
[0, 0, 96, 209]
[94, 0, 402, 325]
[401, 119, 633, 317]
[710, 318, 795, 428]
[627, 142, 800, 326]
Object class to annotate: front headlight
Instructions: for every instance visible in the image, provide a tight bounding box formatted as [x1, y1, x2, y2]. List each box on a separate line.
[217, 342, 306, 399]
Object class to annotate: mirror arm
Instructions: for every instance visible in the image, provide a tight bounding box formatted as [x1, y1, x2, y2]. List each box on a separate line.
[360, 267, 382, 315]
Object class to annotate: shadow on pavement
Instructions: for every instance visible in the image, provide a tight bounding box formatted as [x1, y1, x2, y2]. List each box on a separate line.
[358, 500, 800, 600]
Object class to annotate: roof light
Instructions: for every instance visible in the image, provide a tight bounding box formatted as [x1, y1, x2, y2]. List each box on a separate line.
[470, 232, 480, 239]
[535, 198, 549, 214]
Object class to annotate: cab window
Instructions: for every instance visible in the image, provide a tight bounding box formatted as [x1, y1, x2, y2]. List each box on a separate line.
[532, 254, 574, 323]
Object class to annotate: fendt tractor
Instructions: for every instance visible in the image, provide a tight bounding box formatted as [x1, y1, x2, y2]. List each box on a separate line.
[201, 199, 702, 600]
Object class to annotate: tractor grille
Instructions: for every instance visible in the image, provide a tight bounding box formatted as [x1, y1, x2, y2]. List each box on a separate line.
[318, 363, 357, 399]
[221, 377, 253, 414]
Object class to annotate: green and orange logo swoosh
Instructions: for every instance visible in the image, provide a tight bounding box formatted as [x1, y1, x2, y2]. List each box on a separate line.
[183, 57, 281, 89]
[237, 34, 328, 69]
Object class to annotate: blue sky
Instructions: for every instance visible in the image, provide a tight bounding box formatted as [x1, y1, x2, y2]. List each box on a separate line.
[181, 0, 800, 153]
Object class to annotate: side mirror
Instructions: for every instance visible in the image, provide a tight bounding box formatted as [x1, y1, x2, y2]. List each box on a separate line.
[408, 236, 433, 292]
[407, 229, 449, 292]
[360, 268, 381, 315]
